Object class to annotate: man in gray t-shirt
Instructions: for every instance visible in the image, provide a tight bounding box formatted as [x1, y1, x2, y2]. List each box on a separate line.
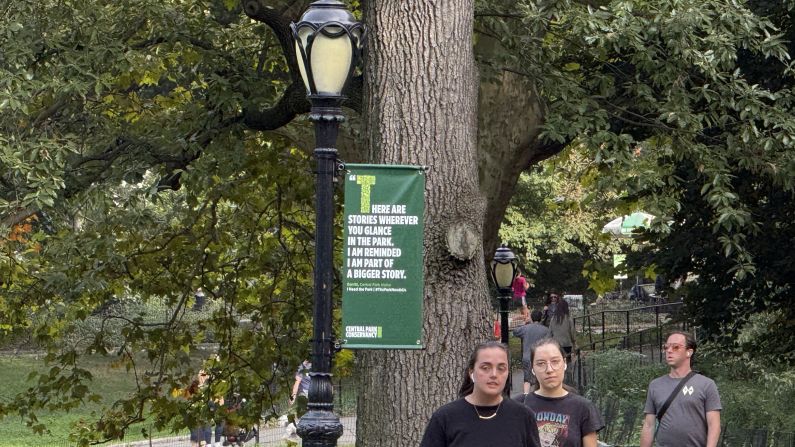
[640, 331, 722, 447]
[513, 310, 551, 394]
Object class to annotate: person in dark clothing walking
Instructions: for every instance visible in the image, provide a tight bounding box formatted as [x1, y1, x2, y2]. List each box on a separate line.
[420, 341, 541, 447]
[548, 298, 577, 363]
[541, 293, 559, 326]
[513, 310, 551, 394]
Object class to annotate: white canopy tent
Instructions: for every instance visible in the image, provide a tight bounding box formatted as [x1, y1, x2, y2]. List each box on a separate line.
[601, 212, 655, 238]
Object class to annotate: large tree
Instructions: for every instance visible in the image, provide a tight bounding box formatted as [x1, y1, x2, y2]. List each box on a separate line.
[354, 2, 490, 444]
[2, 0, 795, 445]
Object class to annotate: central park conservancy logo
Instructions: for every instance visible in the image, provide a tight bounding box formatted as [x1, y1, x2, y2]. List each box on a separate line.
[345, 325, 382, 338]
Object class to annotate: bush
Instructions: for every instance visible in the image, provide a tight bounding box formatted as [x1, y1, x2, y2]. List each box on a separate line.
[69, 297, 223, 352]
[584, 347, 795, 441]
[579, 350, 665, 446]
[697, 349, 795, 432]
[583, 349, 665, 402]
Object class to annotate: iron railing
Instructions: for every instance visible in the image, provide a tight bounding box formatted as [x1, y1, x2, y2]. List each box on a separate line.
[574, 302, 686, 351]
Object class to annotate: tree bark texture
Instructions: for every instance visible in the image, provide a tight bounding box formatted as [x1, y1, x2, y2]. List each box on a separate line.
[476, 71, 556, 257]
[355, 2, 491, 446]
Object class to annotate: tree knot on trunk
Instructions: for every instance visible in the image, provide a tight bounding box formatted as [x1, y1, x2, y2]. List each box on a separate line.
[446, 220, 480, 261]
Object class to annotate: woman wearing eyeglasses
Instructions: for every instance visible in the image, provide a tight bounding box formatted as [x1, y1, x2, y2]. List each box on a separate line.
[420, 341, 541, 447]
[517, 338, 603, 447]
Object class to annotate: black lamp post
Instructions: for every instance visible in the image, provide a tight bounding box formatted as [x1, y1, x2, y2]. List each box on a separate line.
[490, 246, 517, 391]
[290, 2, 364, 446]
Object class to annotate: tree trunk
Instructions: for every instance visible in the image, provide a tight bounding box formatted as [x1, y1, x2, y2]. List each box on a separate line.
[355, 1, 491, 446]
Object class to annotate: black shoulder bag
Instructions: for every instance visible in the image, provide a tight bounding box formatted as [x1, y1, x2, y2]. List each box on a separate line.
[654, 371, 697, 439]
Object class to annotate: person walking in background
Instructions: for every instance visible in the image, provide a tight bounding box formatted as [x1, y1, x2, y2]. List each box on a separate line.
[290, 359, 312, 405]
[186, 370, 213, 447]
[548, 298, 577, 363]
[640, 331, 721, 447]
[517, 338, 604, 447]
[284, 359, 312, 441]
[420, 341, 541, 447]
[192, 287, 207, 311]
[513, 310, 551, 394]
[541, 293, 559, 326]
[512, 271, 531, 319]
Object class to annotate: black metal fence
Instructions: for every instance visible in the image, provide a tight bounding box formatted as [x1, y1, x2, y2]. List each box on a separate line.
[720, 429, 795, 447]
[574, 301, 687, 351]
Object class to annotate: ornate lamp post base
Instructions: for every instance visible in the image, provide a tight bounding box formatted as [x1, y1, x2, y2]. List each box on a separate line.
[296, 411, 344, 447]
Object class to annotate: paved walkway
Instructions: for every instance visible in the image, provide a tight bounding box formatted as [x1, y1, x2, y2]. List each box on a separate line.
[110, 372, 525, 446]
[108, 417, 357, 447]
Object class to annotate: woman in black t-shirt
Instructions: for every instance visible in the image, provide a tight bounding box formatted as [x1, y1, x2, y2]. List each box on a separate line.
[420, 341, 541, 447]
[517, 338, 604, 447]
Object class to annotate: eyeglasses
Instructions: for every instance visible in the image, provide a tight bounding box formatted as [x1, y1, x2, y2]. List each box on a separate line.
[533, 358, 565, 371]
[662, 343, 686, 352]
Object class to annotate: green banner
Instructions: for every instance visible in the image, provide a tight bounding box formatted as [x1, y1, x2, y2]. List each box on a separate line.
[341, 164, 425, 349]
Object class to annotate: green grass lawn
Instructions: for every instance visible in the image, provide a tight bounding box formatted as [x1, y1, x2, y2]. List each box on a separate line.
[0, 354, 175, 447]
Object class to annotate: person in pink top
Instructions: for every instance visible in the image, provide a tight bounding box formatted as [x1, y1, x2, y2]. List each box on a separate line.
[512, 271, 530, 319]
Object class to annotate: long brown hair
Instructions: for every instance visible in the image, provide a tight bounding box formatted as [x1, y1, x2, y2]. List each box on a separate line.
[553, 298, 570, 324]
[457, 341, 510, 398]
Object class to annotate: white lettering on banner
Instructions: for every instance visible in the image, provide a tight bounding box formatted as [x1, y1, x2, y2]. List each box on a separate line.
[345, 325, 381, 338]
[345, 204, 420, 287]
[377, 215, 418, 225]
[348, 214, 378, 225]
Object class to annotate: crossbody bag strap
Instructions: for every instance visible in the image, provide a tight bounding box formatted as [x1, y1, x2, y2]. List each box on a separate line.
[657, 371, 697, 422]
[653, 371, 697, 440]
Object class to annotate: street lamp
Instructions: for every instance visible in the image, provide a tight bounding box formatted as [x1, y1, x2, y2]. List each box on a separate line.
[491, 246, 518, 344]
[290, 2, 364, 446]
[490, 246, 517, 391]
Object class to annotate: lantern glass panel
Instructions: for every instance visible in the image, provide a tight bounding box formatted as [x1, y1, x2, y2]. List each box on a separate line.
[295, 27, 312, 92]
[493, 262, 514, 290]
[310, 27, 353, 95]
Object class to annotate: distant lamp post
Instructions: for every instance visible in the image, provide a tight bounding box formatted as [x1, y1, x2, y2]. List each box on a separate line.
[490, 246, 517, 393]
[290, 2, 365, 446]
[491, 246, 517, 346]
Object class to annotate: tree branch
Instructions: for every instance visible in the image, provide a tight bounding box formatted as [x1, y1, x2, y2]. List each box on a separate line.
[242, 0, 303, 81]
[242, 81, 309, 130]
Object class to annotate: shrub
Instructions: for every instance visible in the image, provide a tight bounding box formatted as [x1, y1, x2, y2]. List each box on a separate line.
[698, 348, 795, 432]
[583, 349, 665, 402]
[576, 350, 664, 445]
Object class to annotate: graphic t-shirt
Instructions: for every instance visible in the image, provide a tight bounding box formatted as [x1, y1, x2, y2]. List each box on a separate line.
[517, 392, 604, 447]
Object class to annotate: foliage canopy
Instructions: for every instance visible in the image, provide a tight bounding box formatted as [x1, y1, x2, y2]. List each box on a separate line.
[2, 0, 795, 443]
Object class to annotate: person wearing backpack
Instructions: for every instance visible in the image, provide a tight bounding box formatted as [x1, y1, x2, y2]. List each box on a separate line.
[639, 331, 721, 447]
